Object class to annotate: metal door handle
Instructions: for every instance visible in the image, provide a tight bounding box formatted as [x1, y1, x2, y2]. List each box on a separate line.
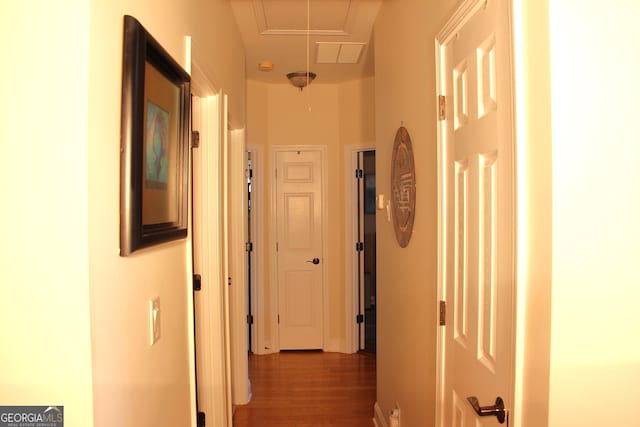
[306, 257, 320, 265]
[467, 396, 506, 424]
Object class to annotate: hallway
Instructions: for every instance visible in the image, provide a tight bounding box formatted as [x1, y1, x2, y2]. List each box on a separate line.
[233, 351, 376, 426]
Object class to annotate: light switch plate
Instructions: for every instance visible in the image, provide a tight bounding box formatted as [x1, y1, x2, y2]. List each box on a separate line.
[149, 298, 161, 346]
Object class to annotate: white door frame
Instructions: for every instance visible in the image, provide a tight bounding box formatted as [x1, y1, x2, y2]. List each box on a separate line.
[220, 95, 234, 423]
[229, 128, 251, 404]
[344, 144, 375, 353]
[435, 0, 518, 425]
[191, 58, 232, 427]
[270, 145, 329, 351]
[247, 145, 266, 355]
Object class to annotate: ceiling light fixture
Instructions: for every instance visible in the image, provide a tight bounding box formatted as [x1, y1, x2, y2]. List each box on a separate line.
[286, 71, 316, 90]
[287, 0, 316, 94]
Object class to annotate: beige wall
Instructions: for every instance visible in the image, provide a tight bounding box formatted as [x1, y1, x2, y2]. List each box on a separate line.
[373, 0, 458, 423]
[0, 0, 245, 426]
[88, 0, 245, 426]
[339, 79, 377, 146]
[0, 2, 94, 427]
[544, 0, 640, 425]
[485, 0, 640, 426]
[246, 78, 375, 352]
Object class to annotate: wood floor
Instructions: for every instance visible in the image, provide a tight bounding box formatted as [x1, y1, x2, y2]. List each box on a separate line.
[233, 351, 376, 427]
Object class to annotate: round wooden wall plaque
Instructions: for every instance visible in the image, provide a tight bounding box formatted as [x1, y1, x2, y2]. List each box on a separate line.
[390, 126, 416, 248]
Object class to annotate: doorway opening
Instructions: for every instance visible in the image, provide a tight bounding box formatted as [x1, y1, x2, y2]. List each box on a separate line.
[356, 150, 376, 353]
[245, 145, 265, 355]
[247, 152, 253, 354]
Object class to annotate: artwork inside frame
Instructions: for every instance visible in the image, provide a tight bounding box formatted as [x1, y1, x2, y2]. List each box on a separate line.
[119, 15, 191, 256]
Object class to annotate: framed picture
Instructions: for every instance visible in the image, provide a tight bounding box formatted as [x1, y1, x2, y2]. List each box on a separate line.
[120, 15, 191, 256]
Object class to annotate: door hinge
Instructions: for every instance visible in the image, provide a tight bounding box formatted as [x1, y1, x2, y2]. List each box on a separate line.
[228, 277, 232, 286]
[355, 168, 363, 179]
[247, 314, 254, 325]
[356, 242, 364, 252]
[249, 168, 253, 179]
[438, 95, 446, 121]
[276, 242, 279, 252]
[246, 241, 253, 252]
[193, 274, 202, 292]
[277, 314, 280, 324]
[191, 130, 200, 148]
[197, 411, 205, 427]
[356, 314, 364, 324]
[439, 300, 446, 326]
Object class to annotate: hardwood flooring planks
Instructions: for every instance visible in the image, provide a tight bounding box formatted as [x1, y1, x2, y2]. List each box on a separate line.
[233, 351, 376, 427]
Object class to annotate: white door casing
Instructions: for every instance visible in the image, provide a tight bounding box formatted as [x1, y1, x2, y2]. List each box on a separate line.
[191, 87, 232, 426]
[228, 128, 250, 404]
[436, 0, 516, 426]
[275, 149, 325, 350]
[221, 94, 234, 426]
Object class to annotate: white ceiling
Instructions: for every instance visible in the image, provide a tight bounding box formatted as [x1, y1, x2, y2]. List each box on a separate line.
[229, 0, 383, 84]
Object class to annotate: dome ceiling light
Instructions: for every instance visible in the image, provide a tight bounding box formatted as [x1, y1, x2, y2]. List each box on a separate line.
[286, 71, 316, 90]
[286, 0, 316, 92]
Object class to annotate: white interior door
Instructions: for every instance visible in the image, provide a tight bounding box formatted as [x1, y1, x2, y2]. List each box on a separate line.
[437, 0, 515, 425]
[276, 149, 324, 350]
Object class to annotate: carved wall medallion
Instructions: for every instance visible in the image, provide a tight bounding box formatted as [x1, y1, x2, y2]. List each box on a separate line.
[391, 126, 416, 248]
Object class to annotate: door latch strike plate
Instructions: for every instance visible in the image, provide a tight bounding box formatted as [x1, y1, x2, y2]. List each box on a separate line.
[191, 130, 200, 148]
[438, 95, 446, 121]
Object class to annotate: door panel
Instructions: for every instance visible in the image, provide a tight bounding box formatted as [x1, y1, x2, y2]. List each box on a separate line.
[276, 150, 324, 350]
[283, 272, 314, 325]
[438, 0, 515, 425]
[284, 193, 314, 248]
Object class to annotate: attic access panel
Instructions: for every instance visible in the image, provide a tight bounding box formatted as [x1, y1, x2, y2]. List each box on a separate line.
[253, 0, 357, 35]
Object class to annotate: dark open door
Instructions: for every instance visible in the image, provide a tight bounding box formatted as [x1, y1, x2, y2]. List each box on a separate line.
[357, 150, 376, 353]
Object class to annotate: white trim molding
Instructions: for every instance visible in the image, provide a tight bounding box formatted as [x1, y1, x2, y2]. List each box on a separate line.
[191, 90, 232, 427]
[373, 402, 388, 427]
[229, 128, 250, 405]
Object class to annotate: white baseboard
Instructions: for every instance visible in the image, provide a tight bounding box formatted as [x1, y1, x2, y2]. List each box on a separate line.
[253, 346, 279, 355]
[373, 402, 387, 427]
[323, 337, 343, 353]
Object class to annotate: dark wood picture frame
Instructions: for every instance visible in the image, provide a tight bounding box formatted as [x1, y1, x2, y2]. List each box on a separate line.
[120, 15, 191, 256]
